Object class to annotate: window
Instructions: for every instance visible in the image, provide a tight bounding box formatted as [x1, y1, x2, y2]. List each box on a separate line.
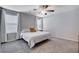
[4, 10, 19, 33]
[36, 17, 43, 31]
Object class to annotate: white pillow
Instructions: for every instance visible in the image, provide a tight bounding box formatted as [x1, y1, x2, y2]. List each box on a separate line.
[21, 29, 30, 33]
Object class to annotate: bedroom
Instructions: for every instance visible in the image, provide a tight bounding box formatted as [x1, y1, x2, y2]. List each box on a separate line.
[0, 5, 79, 53]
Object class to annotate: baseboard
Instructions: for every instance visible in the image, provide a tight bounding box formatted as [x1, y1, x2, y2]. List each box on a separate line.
[51, 36, 78, 42]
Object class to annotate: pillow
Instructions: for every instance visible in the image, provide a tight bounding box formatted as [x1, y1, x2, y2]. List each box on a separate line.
[21, 29, 30, 33]
[30, 27, 36, 32]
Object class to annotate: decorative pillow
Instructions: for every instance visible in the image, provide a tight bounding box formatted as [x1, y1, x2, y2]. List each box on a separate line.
[30, 27, 36, 32]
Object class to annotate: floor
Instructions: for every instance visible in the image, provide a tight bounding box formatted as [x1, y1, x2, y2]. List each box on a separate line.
[1, 39, 31, 53]
[0, 38, 78, 53]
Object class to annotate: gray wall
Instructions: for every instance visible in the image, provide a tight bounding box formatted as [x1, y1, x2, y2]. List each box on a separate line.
[43, 7, 79, 42]
[20, 13, 36, 31]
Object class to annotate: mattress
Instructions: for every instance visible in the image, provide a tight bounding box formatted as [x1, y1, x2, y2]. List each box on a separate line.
[20, 31, 51, 48]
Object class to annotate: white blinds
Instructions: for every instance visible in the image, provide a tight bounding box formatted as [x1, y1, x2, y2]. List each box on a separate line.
[4, 10, 19, 33]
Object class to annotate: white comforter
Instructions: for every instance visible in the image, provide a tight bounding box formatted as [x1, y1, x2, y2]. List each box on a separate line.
[20, 31, 51, 48]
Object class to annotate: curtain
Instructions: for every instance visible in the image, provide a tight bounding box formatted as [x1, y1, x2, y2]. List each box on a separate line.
[1, 9, 20, 42]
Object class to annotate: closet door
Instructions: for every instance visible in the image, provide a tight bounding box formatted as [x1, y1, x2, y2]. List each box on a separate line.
[4, 9, 19, 42]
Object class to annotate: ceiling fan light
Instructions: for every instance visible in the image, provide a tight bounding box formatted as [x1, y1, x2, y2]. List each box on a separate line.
[45, 13, 47, 15]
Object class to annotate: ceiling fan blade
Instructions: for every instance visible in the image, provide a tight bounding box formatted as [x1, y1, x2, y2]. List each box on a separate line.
[46, 10, 54, 12]
[39, 5, 49, 9]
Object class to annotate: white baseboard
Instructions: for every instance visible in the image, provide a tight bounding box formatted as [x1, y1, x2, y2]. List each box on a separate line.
[51, 36, 78, 42]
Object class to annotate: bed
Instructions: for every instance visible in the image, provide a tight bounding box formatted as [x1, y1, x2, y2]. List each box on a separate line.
[20, 31, 51, 48]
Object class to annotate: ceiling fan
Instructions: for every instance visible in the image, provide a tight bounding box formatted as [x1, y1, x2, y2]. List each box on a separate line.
[39, 5, 54, 12]
[33, 5, 54, 15]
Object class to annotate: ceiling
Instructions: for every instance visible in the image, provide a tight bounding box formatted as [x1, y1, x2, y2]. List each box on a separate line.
[0, 5, 79, 17]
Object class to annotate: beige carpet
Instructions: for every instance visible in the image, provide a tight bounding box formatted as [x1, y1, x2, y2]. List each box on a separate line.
[31, 38, 78, 53]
